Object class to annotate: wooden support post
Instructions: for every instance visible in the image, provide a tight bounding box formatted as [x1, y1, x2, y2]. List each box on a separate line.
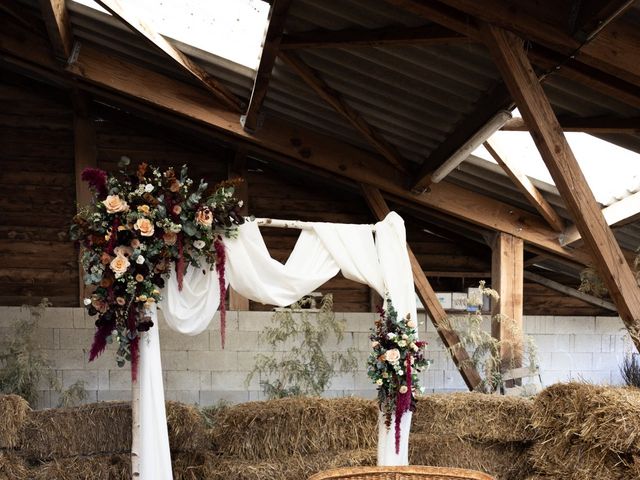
[491, 233, 524, 374]
[228, 148, 250, 311]
[360, 184, 482, 390]
[39, 0, 73, 60]
[72, 91, 97, 305]
[483, 23, 640, 352]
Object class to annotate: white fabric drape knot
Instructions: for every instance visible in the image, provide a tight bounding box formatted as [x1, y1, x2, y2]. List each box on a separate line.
[137, 212, 416, 479]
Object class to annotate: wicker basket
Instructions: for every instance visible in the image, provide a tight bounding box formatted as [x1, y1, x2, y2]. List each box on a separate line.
[307, 466, 496, 480]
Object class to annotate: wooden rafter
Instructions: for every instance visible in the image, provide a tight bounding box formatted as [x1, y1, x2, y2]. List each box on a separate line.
[502, 115, 640, 133]
[0, 20, 593, 266]
[279, 24, 468, 50]
[571, 0, 637, 40]
[94, 0, 242, 112]
[279, 51, 411, 173]
[561, 191, 640, 245]
[242, 0, 292, 132]
[524, 271, 616, 311]
[483, 139, 565, 232]
[360, 184, 482, 391]
[482, 23, 640, 351]
[39, 0, 73, 60]
[411, 81, 512, 191]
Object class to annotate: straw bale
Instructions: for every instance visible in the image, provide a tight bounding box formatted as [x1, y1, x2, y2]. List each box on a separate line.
[412, 393, 535, 443]
[409, 433, 533, 480]
[0, 451, 30, 480]
[0, 395, 30, 449]
[19, 402, 131, 460]
[166, 401, 209, 452]
[32, 454, 131, 480]
[528, 437, 640, 480]
[211, 397, 378, 460]
[575, 387, 640, 453]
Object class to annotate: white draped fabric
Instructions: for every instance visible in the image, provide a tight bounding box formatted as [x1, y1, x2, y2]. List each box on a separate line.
[138, 211, 416, 479]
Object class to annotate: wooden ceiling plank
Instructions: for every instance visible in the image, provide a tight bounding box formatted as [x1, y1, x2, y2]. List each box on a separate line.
[524, 271, 616, 311]
[279, 24, 469, 50]
[39, 0, 73, 60]
[484, 139, 565, 232]
[561, 191, 640, 245]
[242, 0, 293, 132]
[0, 21, 590, 265]
[94, 0, 243, 113]
[482, 23, 640, 351]
[502, 115, 640, 133]
[279, 50, 411, 173]
[360, 183, 483, 391]
[572, 0, 637, 40]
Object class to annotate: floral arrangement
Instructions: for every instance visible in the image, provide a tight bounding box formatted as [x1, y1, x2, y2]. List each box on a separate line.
[70, 157, 245, 376]
[367, 299, 429, 453]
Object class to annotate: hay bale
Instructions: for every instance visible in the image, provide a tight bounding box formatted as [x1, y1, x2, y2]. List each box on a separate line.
[166, 401, 209, 452]
[577, 387, 640, 453]
[211, 397, 377, 460]
[32, 454, 131, 480]
[409, 433, 533, 480]
[0, 451, 30, 480]
[412, 393, 535, 443]
[0, 395, 30, 449]
[528, 438, 639, 480]
[19, 402, 131, 460]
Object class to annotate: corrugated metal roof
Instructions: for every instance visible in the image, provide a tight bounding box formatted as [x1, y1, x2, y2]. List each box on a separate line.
[14, 0, 640, 269]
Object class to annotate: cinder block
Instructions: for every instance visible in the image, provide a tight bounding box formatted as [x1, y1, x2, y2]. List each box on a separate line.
[199, 371, 212, 391]
[97, 370, 110, 391]
[570, 370, 611, 384]
[530, 334, 571, 353]
[350, 389, 376, 399]
[62, 370, 98, 390]
[0, 307, 31, 329]
[160, 351, 188, 370]
[43, 349, 85, 370]
[109, 369, 132, 390]
[601, 335, 615, 353]
[187, 351, 238, 371]
[540, 370, 571, 385]
[248, 390, 265, 401]
[236, 351, 260, 371]
[524, 316, 548, 334]
[595, 316, 625, 334]
[551, 352, 592, 370]
[166, 370, 200, 391]
[159, 329, 209, 351]
[573, 334, 602, 353]
[165, 390, 200, 404]
[550, 316, 595, 334]
[592, 352, 623, 370]
[98, 389, 131, 402]
[330, 373, 356, 390]
[210, 330, 259, 352]
[199, 390, 249, 406]
[72, 309, 87, 328]
[238, 311, 274, 331]
[212, 371, 256, 390]
[343, 313, 377, 332]
[39, 307, 75, 329]
[58, 328, 94, 350]
[444, 371, 468, 390]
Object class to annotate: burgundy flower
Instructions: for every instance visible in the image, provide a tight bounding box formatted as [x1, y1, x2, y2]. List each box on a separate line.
[81, 167, 108, 198]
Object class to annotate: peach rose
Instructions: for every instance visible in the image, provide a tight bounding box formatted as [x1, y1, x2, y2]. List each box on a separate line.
[137, 205, 150, 215]
[135, 218, 155, 237]
[113, 245, 133, 258]
[196, 207, 213, 228]
[172, 205, 182, 215]
[399, 385, 408, 394]
[100, 253, 112, 265]
[163, 231, 177, 246]
[131, 239, 141, 249]
[102, 195, 129, 214]
[384, 348, 400, 363]
[169, 180, 181, 192]
[110, 254, 130, 278]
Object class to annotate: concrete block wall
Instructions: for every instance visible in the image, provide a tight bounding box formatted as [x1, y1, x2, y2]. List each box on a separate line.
[0, 307, 632, 408]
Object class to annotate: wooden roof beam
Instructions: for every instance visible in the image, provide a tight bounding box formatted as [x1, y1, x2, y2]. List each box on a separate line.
[482, 23, 640, 351]
[361, 184, 483, 391]
[524, 271, 616, 311]
[242, 0, 292, 132]
[279, 24, 469, 50]
[279, 51, 411, 173]
[411, 81, 512, 191]
[571, 0, 637, 41]
[483, 139, 565, 232]
[39, 0, 73, 60]
[502, 115, 640, 134]
[0, 19, 591, 266]
[561, 191, 640, 245]
[94, 0, 243, 113]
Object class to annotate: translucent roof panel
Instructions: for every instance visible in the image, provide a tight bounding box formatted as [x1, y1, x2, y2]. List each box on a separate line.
[73, 0, 270, 69]
[474, 115, 640, 206]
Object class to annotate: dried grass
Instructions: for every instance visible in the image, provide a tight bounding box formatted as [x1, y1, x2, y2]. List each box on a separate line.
[32, 454, 131, 480]
[412, 393, 535, 443]
[0, 395, 30, 449]
[166, 401, 209, 452]
[210, 397, 378, 460]
[0, 451, 30, 480]
[409, 434, 533, 480]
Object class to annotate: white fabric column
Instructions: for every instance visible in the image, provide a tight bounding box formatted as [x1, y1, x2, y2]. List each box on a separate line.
[137, 304, 173, 480]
